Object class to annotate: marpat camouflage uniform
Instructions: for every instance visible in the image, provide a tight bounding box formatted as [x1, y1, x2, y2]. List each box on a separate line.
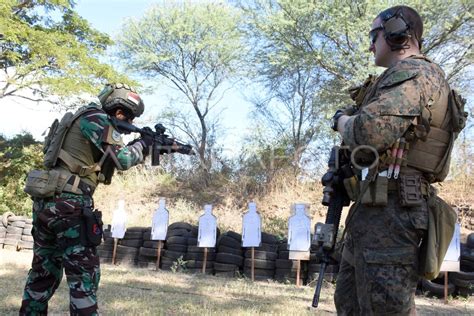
[20, 104, 145, 315]
[334, 56, 449, 315]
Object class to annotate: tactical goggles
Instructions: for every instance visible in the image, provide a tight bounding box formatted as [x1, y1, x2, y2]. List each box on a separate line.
[369, 26, 384, 44]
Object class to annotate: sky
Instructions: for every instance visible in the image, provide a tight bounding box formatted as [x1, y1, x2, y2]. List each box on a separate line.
[0, 0, 253, 158]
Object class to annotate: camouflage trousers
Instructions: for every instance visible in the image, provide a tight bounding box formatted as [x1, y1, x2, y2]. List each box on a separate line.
[334, 192, 428, 315]
[20, 193, 100, 316]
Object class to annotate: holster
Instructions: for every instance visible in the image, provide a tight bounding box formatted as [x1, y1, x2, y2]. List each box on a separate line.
[81, 206, 103, 247]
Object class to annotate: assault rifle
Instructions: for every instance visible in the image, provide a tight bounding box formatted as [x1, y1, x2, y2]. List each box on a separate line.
[113, 119, 195, 166]
[312, 146, 352, 307]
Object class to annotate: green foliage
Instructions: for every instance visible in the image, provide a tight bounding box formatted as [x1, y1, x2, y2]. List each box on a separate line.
[0, 133, 43, 215]
[0, 0, 132, 101]
[116, 2, 247, 177]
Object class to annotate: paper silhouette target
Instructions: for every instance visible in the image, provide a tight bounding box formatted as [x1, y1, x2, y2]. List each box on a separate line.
[198, 204, 217, 248]
[151, 199, 169, 241]
[288, 203, 311, 252]
[111, 200, 127, 239]
[242, 202, 262, 247]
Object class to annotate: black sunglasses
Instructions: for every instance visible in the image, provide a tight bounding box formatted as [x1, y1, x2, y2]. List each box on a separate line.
[369, 26, 384, 44]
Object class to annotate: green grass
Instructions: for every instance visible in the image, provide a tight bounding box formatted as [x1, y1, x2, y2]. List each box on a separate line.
[2, 249, 474, 315]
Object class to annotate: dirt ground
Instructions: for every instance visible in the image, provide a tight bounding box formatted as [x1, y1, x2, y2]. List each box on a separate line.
[1, 249, 473, 315]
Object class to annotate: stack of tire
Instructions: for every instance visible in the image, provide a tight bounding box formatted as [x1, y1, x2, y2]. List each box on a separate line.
[2, 213, 32, 251]
[421, 233, 474, 297]
[243, 232, 278, 281]
[161, 222, 198, 271]
[214, 231, 244, 277]
[185, 244, 215, 274]
[274, 238, 307, 284]
[307, 244, 339, 285]
[0, 214, 7, 248]
[137, 228, 163, 269]
[97, 227, 114, 263]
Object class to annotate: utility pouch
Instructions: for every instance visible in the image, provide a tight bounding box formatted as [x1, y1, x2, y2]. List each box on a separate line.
[24, 169, 60, 198]
[343, 176, 359, 201]
[399, 175, 423, 207]
[81, 207, 103, 247]
[360, 175, 388, 206]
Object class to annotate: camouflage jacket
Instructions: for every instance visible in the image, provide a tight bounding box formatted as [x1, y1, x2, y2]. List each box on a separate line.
[342, 55, 448, 152]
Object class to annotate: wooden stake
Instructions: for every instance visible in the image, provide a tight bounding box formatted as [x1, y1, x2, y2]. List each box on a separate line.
[444, 271, 448, 304]
[112, 238, 118, 265]
[155, 240, 162, 271]
[296, 260, 301, 287]
[202, 247, 208, 274]
[251, 247, 255, 282]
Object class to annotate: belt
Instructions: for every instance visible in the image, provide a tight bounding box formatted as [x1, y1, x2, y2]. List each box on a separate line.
[386, 177, 430, 196]
[63, 175, 95, 196]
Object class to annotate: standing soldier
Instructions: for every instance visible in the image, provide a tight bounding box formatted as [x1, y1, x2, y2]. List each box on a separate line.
[332, 6, 465, 315]
[20, 83, 153, 315]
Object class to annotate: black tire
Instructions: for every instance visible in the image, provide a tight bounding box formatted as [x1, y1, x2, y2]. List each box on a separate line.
[217, 245, 243, 256]
[244, 258, 275, 270]
[255, 243, 278, 253]
[223, 231, 242, 242]
[244, 250, 277, 261]
[21, 235, 34, 242]
[261, 232, 278, 244]
[11, 221, 26, 228]
[168, 222, 194, 231]
[166, 236, 188, 245]
[137, 261, 156, 269]
[215, 253, 244, 266]
[116, 245, 139, 255]
[278, 242, 288, 251]
[97, 249, 113, 257]
[119, 239, 143, 248]
[187, 237, 198, 246]
[450, 270, 474, 281]
[278, 251, 289, 259]
[217, 235, 241, 249]
[421, 279, 455, 297]
[139, 247, 159, 258]
[143, 240, 163, 249]
[214, 262, 238, 272]
[123, 231, 144, 240]
[185, 260, 213, 269]
[275, 259, 301, 269]
[167, 244, 188, 253]
[162, 250, 186, 260]
[185, 252, 216, 261]
[167, 229, 192, 238]
[187, 246, 216, 253]
[243, 268, 274, 278]
[467, 233, 474, 249]
[126, 227, 147, 232]
[461, 259, 474, 272]
[186, 268, 213, 275]
[6, 226, 23, 235]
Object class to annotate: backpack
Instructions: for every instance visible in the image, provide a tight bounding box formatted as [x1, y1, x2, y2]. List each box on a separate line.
[43, 104, 100, 169]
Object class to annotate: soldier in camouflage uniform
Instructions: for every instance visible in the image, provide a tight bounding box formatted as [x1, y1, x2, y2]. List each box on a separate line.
[332, 6, 455, 315]
[20, 84, 153, 315]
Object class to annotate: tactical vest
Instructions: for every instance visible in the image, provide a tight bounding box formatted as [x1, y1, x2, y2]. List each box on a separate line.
[43, 104, 103, 187]
[353, 58, 466, 183]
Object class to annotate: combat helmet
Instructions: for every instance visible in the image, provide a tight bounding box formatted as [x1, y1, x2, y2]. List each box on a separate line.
[98, 83, 144, 118]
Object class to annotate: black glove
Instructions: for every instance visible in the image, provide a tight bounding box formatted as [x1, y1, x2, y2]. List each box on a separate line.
[331, 106, 357, 132]
[331, 110, 345, 132]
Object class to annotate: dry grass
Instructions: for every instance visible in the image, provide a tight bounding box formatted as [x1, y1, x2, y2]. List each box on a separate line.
[2, 249, 473, 315]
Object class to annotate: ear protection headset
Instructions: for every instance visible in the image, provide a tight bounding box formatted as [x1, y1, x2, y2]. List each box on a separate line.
[380, 9, 412, 51]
